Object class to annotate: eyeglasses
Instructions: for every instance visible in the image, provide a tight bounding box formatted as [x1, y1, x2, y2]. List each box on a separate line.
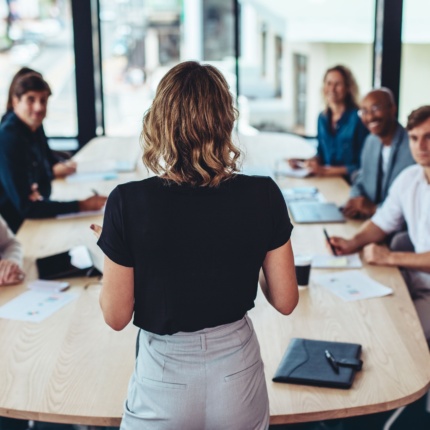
[357, 104, 387, 117]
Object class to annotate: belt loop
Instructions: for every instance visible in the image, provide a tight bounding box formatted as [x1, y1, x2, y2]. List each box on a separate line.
[200, 334, 207, 351]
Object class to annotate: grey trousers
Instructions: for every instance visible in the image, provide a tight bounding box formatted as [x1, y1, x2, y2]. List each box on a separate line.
[391, 231, 430, 347]
[121, 315, 270, 430]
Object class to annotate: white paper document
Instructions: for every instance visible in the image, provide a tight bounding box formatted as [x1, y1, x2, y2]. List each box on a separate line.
[282, 187, 325, 203]
[312, 253, 363, 269]
[56, 208, 104, 219]
[275, 161, 311, 178]
[241, 165, 275, 179]
[28, 280, 70, 293]
[314, 270, 393, 301]
[0, 291, 78, 322]
[77, 159, 136, 174]
[65, 171, 118, 183]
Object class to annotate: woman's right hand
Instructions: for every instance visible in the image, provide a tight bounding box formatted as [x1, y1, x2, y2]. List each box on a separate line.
[303, 158, 323, 175]
[90, 224, 103, 239]
[0, 260, 25, 286]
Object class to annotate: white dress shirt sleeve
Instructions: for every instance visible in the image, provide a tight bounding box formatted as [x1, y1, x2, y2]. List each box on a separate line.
[371, 174, 405, 235]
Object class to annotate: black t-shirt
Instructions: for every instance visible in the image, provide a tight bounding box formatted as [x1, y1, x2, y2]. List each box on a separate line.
[98, 174, 293, 335]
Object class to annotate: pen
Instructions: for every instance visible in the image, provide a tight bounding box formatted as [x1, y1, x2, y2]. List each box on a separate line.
[323, 228, 337, 256]
[91, 188, 99, 196]
[324, 349, 339, 374]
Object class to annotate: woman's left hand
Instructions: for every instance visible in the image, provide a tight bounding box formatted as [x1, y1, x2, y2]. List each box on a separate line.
[90, 224, 103, 239]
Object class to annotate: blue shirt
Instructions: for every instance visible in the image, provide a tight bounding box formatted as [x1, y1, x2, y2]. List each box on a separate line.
[317, 108, 369, 178]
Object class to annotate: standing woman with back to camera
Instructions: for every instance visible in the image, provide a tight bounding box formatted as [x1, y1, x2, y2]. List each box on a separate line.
[93, 61, 298, 430]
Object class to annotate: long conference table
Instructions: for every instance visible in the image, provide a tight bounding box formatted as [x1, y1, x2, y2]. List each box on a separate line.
[0, 132, 429, 426]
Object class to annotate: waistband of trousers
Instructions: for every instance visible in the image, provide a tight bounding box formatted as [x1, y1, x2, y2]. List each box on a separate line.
[140, 314, 253, 344]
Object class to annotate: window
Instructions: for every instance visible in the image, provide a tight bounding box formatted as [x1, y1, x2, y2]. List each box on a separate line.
[293, 53, 307, 132]
[0, 0, 77, 137]
[99, 0, 234, 136]
[399, 0, 430, 125]
[238, 0, 375, 135]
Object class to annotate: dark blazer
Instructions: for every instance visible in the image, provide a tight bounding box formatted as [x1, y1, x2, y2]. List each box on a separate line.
[350, 123, 415, 204]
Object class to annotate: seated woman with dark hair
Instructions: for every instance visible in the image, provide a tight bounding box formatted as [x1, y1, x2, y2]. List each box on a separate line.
[2, 67, 77, 179]
[0, 72, 107, 233]
[92, 61, 299, 429]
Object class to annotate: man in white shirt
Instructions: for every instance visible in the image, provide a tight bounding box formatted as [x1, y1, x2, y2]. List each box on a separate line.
[330, 105, 430, 345]
[342, 88, 414, 219]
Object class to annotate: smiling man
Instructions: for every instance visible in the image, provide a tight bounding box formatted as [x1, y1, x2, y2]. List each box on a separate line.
[342, 88, 415, 218]
[330, 105, 430, 345]
[0, 73, 106, 233]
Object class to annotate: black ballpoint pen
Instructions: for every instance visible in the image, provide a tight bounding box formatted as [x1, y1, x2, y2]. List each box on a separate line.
[325, 349, 339, 373]
[323, 228, 338, 256]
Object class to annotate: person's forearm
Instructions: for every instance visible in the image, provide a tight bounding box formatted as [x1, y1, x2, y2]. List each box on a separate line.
[25, 200, 80, 219]
[321, 165, 348, 177]
[0, 219, 23, 266]
[352, 221, 387, 250]
[387, 251, 430, 273]
[1, 239, 23, 266]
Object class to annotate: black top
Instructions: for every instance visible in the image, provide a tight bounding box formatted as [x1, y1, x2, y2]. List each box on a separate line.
[98, 175, 293, 335]
[0, 112, 79, 232]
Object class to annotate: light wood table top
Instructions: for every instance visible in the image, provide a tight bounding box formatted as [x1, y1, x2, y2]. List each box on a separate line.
[0, 133, 429, 425]
[250, 175, 430, 424]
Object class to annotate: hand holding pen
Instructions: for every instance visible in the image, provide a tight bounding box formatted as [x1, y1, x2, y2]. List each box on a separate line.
[323, 228, 338, 256]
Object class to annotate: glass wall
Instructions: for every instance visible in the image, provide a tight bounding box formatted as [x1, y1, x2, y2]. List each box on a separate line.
[0, 0, 77, 137]
[99, 0, 234, 136]
[238, 0, 375, 136]
[399, 0, 430, 125]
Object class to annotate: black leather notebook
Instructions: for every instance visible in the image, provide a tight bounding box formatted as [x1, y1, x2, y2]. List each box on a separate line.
[273, 338, 362, 389]
[36, 245, 98, 280]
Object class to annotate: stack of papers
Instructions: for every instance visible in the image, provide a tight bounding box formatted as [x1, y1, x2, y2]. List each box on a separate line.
[313, 270, 393, 301]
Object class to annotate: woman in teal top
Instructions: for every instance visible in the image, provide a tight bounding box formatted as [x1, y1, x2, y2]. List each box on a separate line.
[291, 65, 368, 181]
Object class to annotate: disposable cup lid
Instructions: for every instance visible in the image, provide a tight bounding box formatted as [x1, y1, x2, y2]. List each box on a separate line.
[294, 255, 312, 266]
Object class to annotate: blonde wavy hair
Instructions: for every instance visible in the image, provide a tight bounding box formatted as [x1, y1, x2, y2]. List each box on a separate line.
[141, 61, 241, 187]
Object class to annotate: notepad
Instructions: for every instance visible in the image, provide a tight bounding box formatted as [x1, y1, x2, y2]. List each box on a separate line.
[273, 338, 362, 389]
[312, 253, 362, 269]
